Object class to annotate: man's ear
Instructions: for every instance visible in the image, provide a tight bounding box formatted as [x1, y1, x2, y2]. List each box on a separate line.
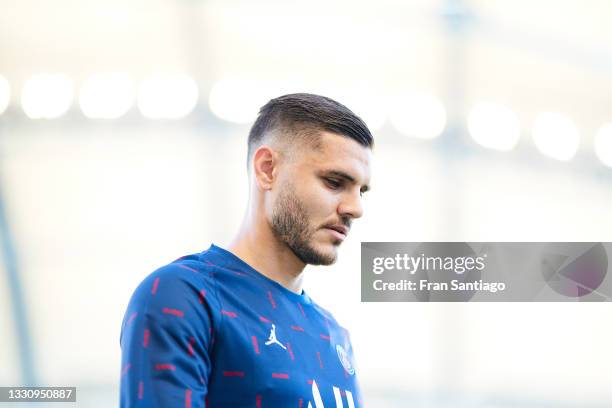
[252, 146, 277, 191]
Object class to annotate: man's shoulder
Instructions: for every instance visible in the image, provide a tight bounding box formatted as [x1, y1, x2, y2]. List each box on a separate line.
[151, 251, 215, 281]
[120, 251, 220, 349]
[128, 250, 219, 307]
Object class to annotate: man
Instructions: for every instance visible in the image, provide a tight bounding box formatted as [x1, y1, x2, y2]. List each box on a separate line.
[119, 93, 373, 407]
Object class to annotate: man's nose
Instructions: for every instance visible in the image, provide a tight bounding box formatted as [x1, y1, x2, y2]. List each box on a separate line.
[338, 188, 364, 220]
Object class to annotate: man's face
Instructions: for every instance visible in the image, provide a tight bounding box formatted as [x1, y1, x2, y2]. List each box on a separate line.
[270, 131, 372, 265]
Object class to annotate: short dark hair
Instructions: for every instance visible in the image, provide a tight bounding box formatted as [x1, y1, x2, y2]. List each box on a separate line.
[247, 93, 374, 166]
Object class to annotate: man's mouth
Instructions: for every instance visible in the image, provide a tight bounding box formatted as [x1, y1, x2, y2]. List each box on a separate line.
[324, 224, 349, 240]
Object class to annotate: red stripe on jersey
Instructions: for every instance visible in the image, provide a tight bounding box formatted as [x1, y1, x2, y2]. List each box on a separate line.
[198, 289, 206, 304]
[256, 394, 262, 408]
[143, 329, 150, 347]
[151, 278, 160, 295]
[316, 352, 324, 368]
[271, 373, 289, 379]
[307, 379, 313, 385]
[163, 308, 184, 317]
[121, 363, 131, 377]
[155, 364, 176, 371]
[138, 380, 144, 400]
[320, 334, 330, 340]
[297, 302, 306, 317]
[299, 398, 304, 408]
[187, 337, 195, 356]
[203, 263, 247, 277]
[287, 342, 295, 360]
[221, 310, 237, 318]
[223, 371, 245, 377]
[127, 311, 138, 325]
[251, 336, 260, 354]
[179, 264, 198, 273]
[267, 291, 277, 309]
[290, 325, 304, 332]
[185, 389, 192, 408]
[259, 315, 271, 323]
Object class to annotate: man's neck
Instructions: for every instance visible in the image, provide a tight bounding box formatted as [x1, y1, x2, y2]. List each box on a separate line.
[226, 218, 306, 295]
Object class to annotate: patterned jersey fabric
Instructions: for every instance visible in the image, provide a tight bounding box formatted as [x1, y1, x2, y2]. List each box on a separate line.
[120, 244, 363, 407]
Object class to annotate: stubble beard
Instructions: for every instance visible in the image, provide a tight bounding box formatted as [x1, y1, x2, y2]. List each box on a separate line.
[270, 183, 337, 266]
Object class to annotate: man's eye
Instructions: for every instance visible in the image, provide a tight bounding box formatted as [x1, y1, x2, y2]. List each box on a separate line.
[325, 178, 341, 189]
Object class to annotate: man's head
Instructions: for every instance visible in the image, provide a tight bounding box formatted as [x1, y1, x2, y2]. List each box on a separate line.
[247, 93, 373, 266]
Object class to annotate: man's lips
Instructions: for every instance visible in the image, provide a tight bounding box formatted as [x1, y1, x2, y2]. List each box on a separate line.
[324, 224, 349, 238]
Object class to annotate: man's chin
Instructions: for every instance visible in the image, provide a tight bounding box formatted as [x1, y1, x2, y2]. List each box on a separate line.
[288, 241, 336, 266]
[308, 243, 338, 265]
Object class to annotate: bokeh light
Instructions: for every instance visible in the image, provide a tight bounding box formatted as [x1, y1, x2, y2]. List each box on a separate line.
[79, 72, 135, 119]
[209, 77, 272, 124]
[137, 73, 198, 119]
[21, 73, 74, 119]
[594, 123, 612, 168]
[532, 112, 580, 161]
[0, 74, 10, 115]
[468, 101, 521, 151]
[389, 93, 447, 139]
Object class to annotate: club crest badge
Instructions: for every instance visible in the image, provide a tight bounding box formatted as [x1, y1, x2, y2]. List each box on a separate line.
[335, 344, 355, 375]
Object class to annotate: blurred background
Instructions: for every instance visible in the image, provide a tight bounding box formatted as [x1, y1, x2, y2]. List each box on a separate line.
[1, 0, 612, 406]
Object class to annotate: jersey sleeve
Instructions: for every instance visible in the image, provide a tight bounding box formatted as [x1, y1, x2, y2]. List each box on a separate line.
[119, 263, 217, 407]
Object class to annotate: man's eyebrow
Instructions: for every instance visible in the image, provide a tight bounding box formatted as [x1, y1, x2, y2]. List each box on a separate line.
[324, 170, 370, 192]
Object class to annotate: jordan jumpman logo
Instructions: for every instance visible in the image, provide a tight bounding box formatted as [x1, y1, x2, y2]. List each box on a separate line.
[264, 324, 287, 349]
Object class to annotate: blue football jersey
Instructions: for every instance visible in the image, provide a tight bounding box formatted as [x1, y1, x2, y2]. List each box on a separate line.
[120, 244, 363, 407]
